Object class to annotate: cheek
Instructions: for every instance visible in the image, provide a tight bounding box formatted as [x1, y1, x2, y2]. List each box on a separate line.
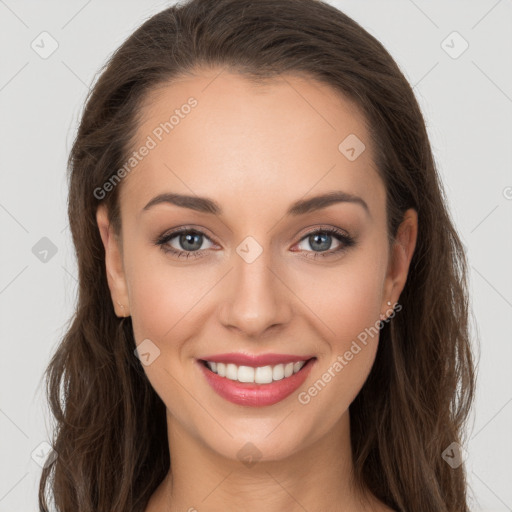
[292, 251, 386, 411]
[126, 242, 212, 344]
[333, 270, 383, 347]
[292, 252, 386, 350]
[297, 282, 382, 425]
[125, 252, 208, 425]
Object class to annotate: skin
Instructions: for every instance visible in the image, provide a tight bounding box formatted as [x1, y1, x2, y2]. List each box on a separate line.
[96, 68, 417, 512]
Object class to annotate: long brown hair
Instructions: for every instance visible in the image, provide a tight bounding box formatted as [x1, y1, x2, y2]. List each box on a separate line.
[38, 0, 476, 510]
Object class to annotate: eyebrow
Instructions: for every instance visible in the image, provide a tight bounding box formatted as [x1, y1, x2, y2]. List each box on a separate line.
[141, 190, 370, 217]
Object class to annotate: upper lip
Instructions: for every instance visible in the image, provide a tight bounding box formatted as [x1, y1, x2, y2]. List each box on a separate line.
[199, 353, 315, 367]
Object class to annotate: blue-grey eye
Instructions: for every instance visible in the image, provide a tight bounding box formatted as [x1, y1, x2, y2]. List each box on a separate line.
[297, 232, 341, 252]
[165, 230, 214, 252]
[180, 232, 202, 251]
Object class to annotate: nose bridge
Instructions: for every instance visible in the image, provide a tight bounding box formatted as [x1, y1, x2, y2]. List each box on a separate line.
[219, 235, 292, 336]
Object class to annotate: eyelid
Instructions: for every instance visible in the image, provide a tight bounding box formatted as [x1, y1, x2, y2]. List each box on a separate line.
[293, 223, 352, 241]
[154, 225, 218, 245]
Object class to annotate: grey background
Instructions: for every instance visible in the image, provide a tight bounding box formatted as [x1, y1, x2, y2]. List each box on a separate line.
[0, 0, 511, 510]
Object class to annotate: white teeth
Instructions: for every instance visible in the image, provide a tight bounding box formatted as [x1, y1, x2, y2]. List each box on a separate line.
[204, 359, 308, 383]
[238, 365, 255, 383]
[255, 366, 273, 384]
[226, 363, 238, 380]
[272, 364, 284, 381]
[216, 362, 226, 377]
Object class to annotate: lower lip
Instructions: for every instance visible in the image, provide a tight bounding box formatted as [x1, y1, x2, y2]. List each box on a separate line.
[198, 358, 316, 407]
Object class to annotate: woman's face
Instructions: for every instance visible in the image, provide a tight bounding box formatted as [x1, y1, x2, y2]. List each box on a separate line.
[97, 69, 416, 462]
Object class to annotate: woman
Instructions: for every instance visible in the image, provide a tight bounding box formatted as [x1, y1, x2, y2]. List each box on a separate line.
[38, 0, 476, 510]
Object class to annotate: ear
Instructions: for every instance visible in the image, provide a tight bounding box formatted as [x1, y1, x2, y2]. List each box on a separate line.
[380, 208, 418, 319]
[96, 203, 130, 317]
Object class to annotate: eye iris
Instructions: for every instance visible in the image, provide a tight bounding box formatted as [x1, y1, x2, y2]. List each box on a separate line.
[180, 232, 202, 251]
[310, 233, 331, 251]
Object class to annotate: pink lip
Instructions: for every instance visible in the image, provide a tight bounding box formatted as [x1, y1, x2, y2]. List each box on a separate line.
[199, 352, 315, 367]
[197, 357, 316, 407]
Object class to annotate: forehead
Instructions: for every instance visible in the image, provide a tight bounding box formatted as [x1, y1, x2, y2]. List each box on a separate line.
[119, 69, 385, 222]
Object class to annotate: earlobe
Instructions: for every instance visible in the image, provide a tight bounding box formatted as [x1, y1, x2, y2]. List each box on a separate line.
[380, 208, 418, 319]
[96, 204, 130, 317]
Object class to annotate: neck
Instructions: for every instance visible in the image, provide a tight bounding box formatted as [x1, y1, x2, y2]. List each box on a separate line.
[147, 409, 381, 512]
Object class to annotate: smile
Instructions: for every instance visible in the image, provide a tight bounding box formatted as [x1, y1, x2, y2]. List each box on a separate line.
[197, 355, 316, 407]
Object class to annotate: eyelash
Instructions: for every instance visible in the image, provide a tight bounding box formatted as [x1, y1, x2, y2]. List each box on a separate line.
[154, 225, 356, 261]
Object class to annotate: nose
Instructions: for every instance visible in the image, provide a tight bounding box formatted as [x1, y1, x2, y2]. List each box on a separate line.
[218, 244, 293, 338]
